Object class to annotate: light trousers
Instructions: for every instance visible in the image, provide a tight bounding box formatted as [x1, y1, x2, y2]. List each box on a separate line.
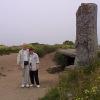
[22, 65, 30, 85]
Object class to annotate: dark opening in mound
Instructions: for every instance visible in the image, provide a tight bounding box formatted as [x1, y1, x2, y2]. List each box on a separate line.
[66, 56, 75, 66]
[47, 55, 75, 74]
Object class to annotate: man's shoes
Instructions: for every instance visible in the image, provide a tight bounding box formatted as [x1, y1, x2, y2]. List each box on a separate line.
[21, 84, 25, 88]
[30, 84, 33, 87]
[26, 84, 30, 88]
[36, 85, 40, 88]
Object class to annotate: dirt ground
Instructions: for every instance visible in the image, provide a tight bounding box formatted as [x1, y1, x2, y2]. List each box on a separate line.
[0, 53, 59, 100]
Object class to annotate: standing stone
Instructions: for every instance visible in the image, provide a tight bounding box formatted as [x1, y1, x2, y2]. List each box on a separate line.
[75, 3, 98, 66]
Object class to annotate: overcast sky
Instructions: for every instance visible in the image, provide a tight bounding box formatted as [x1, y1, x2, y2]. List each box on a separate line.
[0, 0, 100, 46]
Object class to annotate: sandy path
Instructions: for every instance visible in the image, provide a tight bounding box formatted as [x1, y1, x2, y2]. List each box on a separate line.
[0, 53, 58, 100]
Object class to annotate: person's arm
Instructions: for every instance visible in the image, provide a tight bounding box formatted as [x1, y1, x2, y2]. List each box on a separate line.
[36, 54, 39, 64]
[17, 51, 21, 65]
[35, 54, 40, 69]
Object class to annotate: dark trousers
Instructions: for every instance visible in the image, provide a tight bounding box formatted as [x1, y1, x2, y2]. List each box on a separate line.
[29, 70, 40, 85]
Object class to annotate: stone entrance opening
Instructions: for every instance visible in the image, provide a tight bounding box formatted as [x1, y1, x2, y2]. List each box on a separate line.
[65, 56, 75, 66]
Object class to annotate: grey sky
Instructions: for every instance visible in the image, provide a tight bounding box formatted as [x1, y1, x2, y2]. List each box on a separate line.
[0, 0, 100, 45]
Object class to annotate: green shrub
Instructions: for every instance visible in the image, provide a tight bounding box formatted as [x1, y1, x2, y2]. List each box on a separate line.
[43, 45, 57, 53]
[0, 47, 20, 56]
[0, 47, 10, 55]
[35, 47, 46, 57]
[10, 47, 20, 53]
[63, 40, 74, 45]
[40, 88, 60, 100]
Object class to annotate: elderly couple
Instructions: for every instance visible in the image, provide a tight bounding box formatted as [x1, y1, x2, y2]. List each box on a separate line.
[17, 44, 40, 88]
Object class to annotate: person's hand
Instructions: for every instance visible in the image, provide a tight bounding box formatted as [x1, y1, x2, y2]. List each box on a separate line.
[36, 63, 39, 69]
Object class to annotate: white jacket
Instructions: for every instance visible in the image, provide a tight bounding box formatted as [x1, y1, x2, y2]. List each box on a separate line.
[17, 49, 29, 68]
[29, 53, 39, 71]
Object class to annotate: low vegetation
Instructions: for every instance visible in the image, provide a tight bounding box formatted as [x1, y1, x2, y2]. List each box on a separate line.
[0, 46, 20, 55]
[0, 40, 75, 57]
[40, 51, 100, 100]
[27, 43, 57, 57]
[0, 43, 57, 57]
[54, 40, 75, 49]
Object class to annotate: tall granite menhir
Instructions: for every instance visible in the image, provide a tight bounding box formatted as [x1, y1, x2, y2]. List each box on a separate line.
[75, 3, 98, 66]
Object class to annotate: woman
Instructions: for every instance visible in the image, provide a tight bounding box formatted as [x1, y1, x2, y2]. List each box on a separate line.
[29, 48, 40, 88]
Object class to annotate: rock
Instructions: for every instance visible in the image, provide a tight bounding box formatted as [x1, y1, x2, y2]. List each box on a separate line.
[75, 3, 98, 66]
[0, 73, 6, 77]
[58, 49, 76, 58]
[65, 65, 76, 70]
[47, 65, 63, 74]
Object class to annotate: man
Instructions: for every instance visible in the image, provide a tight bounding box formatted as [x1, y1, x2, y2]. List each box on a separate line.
[17, 44, 30, 88]
[29, 48, 40, 88]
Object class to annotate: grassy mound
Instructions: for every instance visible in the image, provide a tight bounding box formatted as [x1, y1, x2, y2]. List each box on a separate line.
[40, 51, 100, 100]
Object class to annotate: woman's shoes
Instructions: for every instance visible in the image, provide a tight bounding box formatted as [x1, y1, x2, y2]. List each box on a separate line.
[30, 84, 40, 88]
[36, 85, 40, 88]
